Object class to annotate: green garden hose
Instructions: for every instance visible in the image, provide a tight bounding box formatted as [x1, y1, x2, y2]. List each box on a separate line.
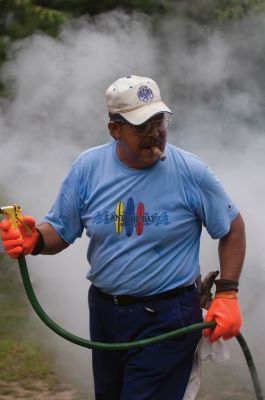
[18, 254, 264, 399]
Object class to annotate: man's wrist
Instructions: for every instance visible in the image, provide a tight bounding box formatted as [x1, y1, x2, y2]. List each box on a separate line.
[31, 228, 45, 255]
[214, 279, 239, 293]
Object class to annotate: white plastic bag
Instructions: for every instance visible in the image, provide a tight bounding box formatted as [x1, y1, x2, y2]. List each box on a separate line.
[183, 312, 230, 400]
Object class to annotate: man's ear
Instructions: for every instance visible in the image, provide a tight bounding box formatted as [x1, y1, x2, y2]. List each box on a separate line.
[108, 121, 121, 140]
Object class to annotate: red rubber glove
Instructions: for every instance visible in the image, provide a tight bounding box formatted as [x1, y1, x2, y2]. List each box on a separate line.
[203, 291, 242, 342]
[0, 216, 38, 259]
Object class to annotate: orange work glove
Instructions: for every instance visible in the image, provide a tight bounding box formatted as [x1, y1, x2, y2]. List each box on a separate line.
[0, 216, 38, 259]
[203, 291, 242, 343]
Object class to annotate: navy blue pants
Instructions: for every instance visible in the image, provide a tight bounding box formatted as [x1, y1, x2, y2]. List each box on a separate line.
[88, 285, 202, 400]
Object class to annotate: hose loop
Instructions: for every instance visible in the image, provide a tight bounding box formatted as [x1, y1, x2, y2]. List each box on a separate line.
[18, 254, 264, 399]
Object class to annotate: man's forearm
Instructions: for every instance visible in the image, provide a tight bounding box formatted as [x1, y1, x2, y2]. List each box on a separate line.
[35, 222, 69, 255]
[218, 213, 246, 281]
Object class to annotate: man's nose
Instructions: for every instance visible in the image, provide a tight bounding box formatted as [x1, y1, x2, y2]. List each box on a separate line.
[145, 124, 160, 138]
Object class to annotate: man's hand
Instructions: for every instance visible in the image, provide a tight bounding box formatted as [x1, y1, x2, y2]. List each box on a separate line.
[0, 216, 38, 259]
[203, 291, 242, 342]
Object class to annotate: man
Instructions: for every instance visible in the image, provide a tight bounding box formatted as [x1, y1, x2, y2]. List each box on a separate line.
[0, 75, 245, 400]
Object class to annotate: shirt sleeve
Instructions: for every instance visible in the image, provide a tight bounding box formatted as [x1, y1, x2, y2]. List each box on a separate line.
[43, 166, 83, 244]
[195, 166, 239, 239]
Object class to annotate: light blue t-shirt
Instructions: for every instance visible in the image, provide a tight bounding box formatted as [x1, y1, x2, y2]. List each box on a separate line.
[44, 142, 238, 295]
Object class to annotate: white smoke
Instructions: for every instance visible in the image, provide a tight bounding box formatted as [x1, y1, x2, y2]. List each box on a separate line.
[0, 10, 265, 398]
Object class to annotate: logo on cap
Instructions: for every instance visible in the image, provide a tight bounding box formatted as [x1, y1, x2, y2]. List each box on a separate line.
[137, 86, 154, 103]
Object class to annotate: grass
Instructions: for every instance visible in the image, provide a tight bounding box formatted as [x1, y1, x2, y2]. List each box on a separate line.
[0, 338, 51, 382]
[0, 256, 30, 336]
[0, 254, 62, 394]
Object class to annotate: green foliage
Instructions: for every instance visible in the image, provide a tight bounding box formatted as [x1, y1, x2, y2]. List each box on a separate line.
[0, 0, 68, 94]
[169, 0, 265, 23]
[2, 0, 68, 40]
[1, 0, 265, 97]
[0, 38, 8, 64]
[210, 0, 265, 22]
[32, 0, 169, 16]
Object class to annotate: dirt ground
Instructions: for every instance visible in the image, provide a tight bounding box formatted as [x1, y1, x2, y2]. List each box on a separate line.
[0, 379, 80, 400]
[0, 380, 256, 400]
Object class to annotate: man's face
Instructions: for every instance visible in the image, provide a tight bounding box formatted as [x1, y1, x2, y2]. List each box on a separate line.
[110, 114, 169, 169]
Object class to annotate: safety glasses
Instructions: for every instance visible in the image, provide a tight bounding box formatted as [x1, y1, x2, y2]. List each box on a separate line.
[129, 117, 171, 136]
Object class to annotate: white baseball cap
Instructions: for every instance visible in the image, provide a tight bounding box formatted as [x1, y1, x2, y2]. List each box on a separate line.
[106, 75, 172, 125]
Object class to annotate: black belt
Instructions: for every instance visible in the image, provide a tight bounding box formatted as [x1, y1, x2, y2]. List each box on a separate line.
[97, 284, 195, 305]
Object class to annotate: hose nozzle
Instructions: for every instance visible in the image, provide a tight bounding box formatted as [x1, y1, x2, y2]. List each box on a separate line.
[0, 204, 31, 234]
[150, 146, 166, 161]
[0, 205, 21, 229]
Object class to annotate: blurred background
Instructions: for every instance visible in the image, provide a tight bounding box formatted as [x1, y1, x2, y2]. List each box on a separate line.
[1, 1, 265, 399]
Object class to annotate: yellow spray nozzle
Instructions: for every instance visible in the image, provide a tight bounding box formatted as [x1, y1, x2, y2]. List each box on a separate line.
[0, 204, 21, 229]
[0, 204, 31, 235]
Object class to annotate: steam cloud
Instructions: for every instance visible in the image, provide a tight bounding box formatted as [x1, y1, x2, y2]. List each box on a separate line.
[0, 10, 264, 398]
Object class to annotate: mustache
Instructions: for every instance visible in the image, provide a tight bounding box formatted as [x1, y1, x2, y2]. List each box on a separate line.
[141, 138, 161, 148]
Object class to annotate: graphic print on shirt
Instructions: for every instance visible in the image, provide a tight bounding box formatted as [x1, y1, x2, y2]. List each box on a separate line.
[115, 201, 123, 234]
[92, 197, 170, 237]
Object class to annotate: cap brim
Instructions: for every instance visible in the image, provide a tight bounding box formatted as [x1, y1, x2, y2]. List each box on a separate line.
[119, 101, 172, 125]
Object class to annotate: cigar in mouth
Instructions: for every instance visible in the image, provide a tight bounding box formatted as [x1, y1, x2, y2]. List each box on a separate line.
[150, 146, 166, 161]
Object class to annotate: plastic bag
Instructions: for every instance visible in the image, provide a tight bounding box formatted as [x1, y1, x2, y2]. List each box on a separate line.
[183, 313, 230, 400]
